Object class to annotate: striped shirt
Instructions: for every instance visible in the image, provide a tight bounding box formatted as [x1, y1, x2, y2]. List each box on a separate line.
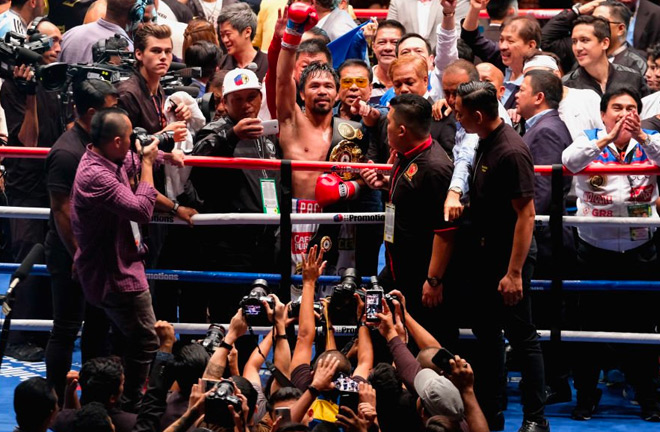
[0, 9, 26, 38]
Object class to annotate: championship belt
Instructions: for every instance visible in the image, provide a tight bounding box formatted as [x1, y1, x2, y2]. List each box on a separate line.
[329, 119, 366, 180]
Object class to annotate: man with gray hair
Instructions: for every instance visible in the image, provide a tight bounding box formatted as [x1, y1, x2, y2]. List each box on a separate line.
[217, 2, 268, 80]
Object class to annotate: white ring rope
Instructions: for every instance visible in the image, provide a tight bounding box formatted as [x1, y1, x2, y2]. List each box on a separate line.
[1, 319, 659, 344]
[3, 206, 660, 227]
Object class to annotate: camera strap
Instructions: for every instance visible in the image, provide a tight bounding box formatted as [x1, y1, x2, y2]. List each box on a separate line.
[247, 326, 296, 389]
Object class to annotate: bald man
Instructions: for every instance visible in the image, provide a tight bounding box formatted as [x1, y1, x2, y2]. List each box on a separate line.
[477, 62, 506, 101]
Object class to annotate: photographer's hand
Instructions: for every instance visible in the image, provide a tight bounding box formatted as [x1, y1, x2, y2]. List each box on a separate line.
[155, 320, 176, 353]
[165, 149, 185, 167]
[376, 299, 397, 342]
[302, 245, 326, 285]
[226, 308, 248, 345]
[310, 356, 339, 391]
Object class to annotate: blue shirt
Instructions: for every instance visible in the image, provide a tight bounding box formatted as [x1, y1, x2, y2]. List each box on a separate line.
[502, 68, 524, 105]
[379, 73, 433, 106]
[524, 109, 553, 131]
[0, 9, 26, 38]
[626, 0, 640, 46]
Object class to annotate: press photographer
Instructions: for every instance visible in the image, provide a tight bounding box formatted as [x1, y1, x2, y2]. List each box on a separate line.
[70, 107, 184, 412]
[0, 19, 63, 361]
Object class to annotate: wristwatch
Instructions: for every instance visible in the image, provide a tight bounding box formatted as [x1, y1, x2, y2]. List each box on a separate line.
[448, 186, 463, 197]
[170, 201, 180, 215]
[426, 277, 442, 287]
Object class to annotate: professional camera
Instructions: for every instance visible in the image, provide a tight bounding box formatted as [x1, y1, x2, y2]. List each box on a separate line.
[288, 298, 324, 322]
[197, 91, 216, 123]
[328, 268, 363, 325]
[92, 33, 134, 66]
[204, 379, 243, 427]
[240, 279, 275, 326]
[161, 62, 202, 96]
[200, 323, 226, 355]
[36, 62, 123, 93]
[0, 31, 52, 80]
[131, 127, 176, 153]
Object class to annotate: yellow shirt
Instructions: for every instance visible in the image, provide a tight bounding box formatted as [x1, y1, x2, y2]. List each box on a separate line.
[254, 0, 288, 53]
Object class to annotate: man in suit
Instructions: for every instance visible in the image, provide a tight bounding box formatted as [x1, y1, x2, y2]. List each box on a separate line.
[621, 0, 660, 51]
[387, 0, 444, 51]
[515, 70, 572, 271]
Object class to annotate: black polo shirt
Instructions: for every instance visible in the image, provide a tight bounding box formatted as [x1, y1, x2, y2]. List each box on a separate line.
[469, 122, 534, 259]
[385, 137, 454, 284]
[117, 71, 167, 134]
[44, 123, 90, 257]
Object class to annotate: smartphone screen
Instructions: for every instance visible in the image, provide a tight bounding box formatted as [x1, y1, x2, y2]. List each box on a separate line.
[202, 378, 220, 392]
[274, 407, 291, 423]
[365, 290, 383, 322]
[431, 348, 455, 376]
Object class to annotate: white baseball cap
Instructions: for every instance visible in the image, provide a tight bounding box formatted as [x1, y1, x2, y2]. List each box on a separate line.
[222, 68, 262, 96]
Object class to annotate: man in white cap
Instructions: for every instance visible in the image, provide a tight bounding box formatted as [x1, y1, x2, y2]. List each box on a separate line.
[414, 369, 465, 422]
[188, 68, 281, 325]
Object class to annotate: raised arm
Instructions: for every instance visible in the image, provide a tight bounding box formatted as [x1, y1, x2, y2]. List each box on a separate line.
[291, 246, 326, 371]
[243, 328, 273, 384]
[435, 0, 460, 73]
[461, 0, 505, 71]
[203, 309, 247, 379]
[276, 3, 318, 123]
[388, 290, 441, 350]
[266, 7, 286, 118]
[271, 295, 293, 393]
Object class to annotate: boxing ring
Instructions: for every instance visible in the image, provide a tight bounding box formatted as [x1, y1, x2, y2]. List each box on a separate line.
[0, 146, 659, 347]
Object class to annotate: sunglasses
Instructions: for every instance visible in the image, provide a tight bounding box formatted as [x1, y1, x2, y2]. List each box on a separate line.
[340, 77, 369, 88]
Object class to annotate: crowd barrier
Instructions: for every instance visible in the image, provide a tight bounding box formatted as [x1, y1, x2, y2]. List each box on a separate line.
[0, 147, 659, 347]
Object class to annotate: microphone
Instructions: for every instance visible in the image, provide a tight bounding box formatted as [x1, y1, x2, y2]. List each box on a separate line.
[8, 243, 44, 292]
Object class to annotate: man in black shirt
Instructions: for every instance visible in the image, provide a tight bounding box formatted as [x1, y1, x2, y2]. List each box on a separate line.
[0, 19, 63, 361]
[44, 79, 119, 405]
[362, 94, 456, 348]
[454, 81, 548, 432]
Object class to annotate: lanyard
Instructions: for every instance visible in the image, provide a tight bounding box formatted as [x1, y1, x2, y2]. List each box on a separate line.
[253, 138, 269, 179]
[151, 93, 167, 129]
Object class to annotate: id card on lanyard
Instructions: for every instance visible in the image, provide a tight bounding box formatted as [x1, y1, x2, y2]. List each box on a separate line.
[260, 178, 280, 214]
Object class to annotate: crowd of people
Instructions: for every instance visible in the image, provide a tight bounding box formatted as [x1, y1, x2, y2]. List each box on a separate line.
[3, 0, 660, 430]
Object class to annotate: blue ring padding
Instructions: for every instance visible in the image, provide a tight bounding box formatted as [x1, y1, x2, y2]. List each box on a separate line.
[3, 263, 660, 291]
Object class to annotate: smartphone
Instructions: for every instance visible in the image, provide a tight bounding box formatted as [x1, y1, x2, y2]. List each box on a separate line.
[202, 378, 220, 392]
[169, 101, 178, 113]
[431, 347, 456, 376]
[338, 391, 359, 413]
[261, 119, 279, 136]
[274, 407, 291, 423]
[365, 289, 383, 322]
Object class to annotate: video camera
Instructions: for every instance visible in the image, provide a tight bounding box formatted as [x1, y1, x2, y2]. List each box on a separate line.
[204, 379, 243, 427]
[161, 62, 202, 96]
[131, 127, 176, 153]
[240, 279, 274, 326]
[92, 33, 134, 66]
[0, 31, 52, 81]
[288, 298, 324, 324]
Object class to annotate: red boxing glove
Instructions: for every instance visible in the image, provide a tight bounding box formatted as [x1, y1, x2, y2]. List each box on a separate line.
[315, 173, 360, 208]
[282, 2, 319, 50]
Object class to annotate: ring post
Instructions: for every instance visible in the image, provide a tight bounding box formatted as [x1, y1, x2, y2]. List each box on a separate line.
[279, 160, 293, 302]
[550, 164, 564, 346]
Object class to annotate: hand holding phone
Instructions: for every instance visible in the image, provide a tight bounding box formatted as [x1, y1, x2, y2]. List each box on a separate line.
[261, 119, 279, 136]
[431, 347, 456, 376]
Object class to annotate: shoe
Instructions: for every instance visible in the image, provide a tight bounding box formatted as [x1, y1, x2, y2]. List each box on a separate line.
[571, 388, 602, 421]
[5, 342, 45, 362]
[641, 401, 660, 422]
[545, 383, 572, 405]
[487, 411, 505, 431]
[518, 419, 550, 432]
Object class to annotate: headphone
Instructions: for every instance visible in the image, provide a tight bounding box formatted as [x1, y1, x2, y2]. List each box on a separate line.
[128, 0, 148, 31]
[27, 16, 48, 36]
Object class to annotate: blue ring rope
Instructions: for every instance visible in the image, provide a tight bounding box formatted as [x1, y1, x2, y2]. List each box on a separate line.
[2, 263, 660, 292]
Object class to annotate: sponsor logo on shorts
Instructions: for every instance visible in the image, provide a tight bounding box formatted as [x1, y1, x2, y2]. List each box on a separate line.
[630, 184, 654, 202]
[583, 192, 613, 205]
[293, 233, 314, 254]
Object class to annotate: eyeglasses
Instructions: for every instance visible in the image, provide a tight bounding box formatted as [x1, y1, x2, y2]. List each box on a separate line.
[340, 77, 369, 88]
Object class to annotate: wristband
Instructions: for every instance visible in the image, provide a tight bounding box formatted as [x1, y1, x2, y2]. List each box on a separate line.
[219, 341, 233, 351]
[275, 334, 288, 341]
[170, 201, 180, 215]
[307, 385, 321, 397]
[442, 10, 455, 17]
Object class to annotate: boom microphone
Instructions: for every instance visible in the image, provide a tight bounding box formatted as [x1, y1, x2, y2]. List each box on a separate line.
[8, 243, 44, 292]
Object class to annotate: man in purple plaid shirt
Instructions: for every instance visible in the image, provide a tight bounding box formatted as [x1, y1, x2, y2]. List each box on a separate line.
[70, 107, 161, 411]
